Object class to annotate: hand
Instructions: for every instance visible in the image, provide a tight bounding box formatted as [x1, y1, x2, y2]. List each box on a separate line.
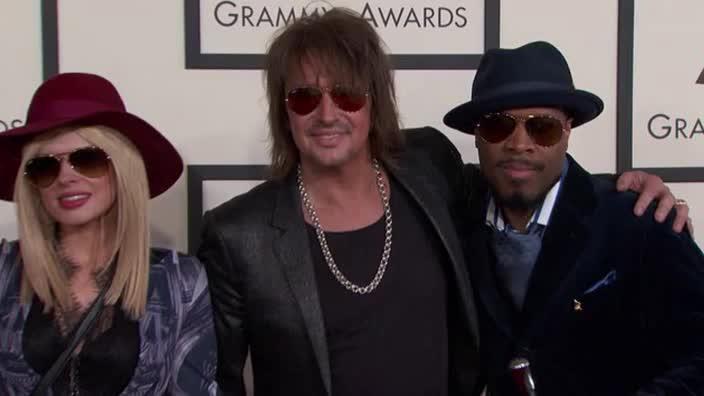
[616, 170, 692, 234]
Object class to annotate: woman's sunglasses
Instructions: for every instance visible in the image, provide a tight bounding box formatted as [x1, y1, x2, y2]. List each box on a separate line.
[24, 146, 112, 188]
[475, 112, 568, 147]
[286, 86, 368, 116]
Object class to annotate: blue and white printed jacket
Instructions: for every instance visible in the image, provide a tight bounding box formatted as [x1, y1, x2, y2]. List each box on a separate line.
[0, 240, 218, 395]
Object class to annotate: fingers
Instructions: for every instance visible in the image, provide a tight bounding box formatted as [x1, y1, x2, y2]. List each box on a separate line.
[670, 199, 690, 233]
[652, 188, 675, 222]
[620, 171, 691, 234]
[633, 189, 656, 217]
[616, 170, 644, 192]
[621, 171, 666, 216]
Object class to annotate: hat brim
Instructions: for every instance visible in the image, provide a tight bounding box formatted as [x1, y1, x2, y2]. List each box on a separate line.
[0, 111, 183, 201]
[443, 88, 604, 133]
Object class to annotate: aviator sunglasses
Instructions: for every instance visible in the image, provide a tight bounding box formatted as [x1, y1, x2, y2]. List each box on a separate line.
[475, 112, 568, 147]
[24, 146, 112, 188]
[286, 86, 368, 115]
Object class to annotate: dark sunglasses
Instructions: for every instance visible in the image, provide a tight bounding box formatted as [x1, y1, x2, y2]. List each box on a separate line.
[286, 86, 368, 115]
[475, 112, 568, 147]
[24, 146, 112, 188]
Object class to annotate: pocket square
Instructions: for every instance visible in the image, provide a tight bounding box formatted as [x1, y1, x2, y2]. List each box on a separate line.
[583, 269, 618, 295]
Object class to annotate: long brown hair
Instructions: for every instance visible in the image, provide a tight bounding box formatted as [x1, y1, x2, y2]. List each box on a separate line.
[265, 7, 404, 178]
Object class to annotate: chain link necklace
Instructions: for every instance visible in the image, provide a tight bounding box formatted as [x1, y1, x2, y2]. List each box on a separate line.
[297, 159, 393, 294]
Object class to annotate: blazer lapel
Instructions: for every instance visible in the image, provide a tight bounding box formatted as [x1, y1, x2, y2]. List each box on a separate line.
[520, 158, 597, 331]
[466, 222, 516, 338]
[271, 175, 332, 395]
[389, 158, 480, 347]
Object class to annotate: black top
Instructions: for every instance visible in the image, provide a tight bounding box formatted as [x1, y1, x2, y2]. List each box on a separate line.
[308, 179, 449, 396]
[23, 297, 140, 395]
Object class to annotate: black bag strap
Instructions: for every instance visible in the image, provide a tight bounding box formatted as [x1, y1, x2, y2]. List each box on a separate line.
[30, 286, 109, 396]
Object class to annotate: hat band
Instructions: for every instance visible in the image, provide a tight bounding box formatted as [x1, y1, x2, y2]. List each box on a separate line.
[473, 81, 576, 101]
[27, 99, 125, 124]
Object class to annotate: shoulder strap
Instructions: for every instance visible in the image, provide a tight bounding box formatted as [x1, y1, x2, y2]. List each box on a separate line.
[30, 286, 109, 396]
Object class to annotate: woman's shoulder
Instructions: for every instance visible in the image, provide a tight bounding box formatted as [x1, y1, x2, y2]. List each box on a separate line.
[0, 238, 19, 253]
[0, 240, 23, 299]
[148, 247, 208, 303]
[0, 239, 21, 266]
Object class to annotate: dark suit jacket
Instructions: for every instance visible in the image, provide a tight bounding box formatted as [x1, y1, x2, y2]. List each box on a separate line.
[461, 155, 704, 395]
[198, 127, 480, 396]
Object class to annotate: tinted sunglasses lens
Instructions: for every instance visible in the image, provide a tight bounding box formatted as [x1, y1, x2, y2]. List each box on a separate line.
[25, 156, 61, 188]
[330, 87, 367, 112]
[525, 116, 564, 146]
[69, 147, 110, 178]
[476, 114, 516, 143]
[287, 87, 322, 115]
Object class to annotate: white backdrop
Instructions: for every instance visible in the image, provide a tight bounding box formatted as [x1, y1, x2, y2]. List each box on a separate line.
[1, 0, 702, 250]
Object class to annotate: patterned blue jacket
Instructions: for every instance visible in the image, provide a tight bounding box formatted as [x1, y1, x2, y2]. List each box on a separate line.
[0, 240, 218, 395]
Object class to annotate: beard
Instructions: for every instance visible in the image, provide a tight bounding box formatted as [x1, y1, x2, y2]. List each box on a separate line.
[493, 188, 549, 212]
[491, 172, 561, 212]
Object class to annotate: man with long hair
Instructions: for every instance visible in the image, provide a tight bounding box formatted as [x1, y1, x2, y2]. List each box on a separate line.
[199, 8, 479, 395]
[198, 9, 688, 396]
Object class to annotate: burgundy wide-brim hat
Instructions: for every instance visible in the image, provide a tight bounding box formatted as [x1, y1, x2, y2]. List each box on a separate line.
[0, 72, 183, 201]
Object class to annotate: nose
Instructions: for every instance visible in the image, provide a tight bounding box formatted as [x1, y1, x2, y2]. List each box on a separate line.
[503, 122, 535, 153]
[316, 92, 338, 124]
[54, 157, 80, 185]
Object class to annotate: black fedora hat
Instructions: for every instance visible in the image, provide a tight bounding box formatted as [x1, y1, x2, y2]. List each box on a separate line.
[443, 41, 604, 133]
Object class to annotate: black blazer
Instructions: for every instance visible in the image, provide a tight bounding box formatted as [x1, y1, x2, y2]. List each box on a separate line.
[198, 127, 480, 396]
[462, 156, 704, 395]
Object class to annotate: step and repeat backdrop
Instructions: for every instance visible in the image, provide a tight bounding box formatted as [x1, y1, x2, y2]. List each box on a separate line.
[1, 0, 703, 252]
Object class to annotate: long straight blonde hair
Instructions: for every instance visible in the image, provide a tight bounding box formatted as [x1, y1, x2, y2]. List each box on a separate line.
[14, 125, 151, 319]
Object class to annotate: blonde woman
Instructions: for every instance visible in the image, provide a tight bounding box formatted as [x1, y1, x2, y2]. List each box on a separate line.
[0, 73, 217, 395]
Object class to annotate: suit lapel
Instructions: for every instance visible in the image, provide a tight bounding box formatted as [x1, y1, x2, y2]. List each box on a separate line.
[462, 164, 519, 339]
[271, 175, 332, 395]
[520, 158, 597, 331]
[466, 222, 516, 338]
[389, 157, 480, 346]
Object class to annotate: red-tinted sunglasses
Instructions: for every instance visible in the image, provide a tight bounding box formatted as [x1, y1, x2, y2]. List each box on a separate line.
[24, 146, 112, 188]
[475, 112, 568, 147]
[286, 86, 368, 115]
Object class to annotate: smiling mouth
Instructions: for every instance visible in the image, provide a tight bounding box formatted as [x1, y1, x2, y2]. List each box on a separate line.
[310, 132, 346, 146]
[60, 194, 90, 201]
[58, 193, 91, 209]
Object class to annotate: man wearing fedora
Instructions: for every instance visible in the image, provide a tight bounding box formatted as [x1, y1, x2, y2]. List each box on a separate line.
[444, 41, 704, 395]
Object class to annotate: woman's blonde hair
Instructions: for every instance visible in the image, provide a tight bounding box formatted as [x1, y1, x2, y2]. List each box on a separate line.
[14, 125, 151, 319]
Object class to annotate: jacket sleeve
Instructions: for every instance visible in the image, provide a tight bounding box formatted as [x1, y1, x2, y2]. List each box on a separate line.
[405, 127, 470, 217]
[168, 253, 219, 395]
[197, 210, 248, 395]
[636, 219, 704, 395]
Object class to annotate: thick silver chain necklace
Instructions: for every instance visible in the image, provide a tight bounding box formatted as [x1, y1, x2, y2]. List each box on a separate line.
[297, 159, 393, 294]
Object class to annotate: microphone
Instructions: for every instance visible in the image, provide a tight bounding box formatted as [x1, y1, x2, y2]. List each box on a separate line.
[509, 357, 537, 395]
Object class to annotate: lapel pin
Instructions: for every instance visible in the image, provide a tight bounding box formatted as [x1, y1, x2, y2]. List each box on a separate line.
[573, 299, 583, 312]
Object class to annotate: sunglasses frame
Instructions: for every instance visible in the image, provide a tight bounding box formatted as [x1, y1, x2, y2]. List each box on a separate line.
[475, 112, 569, 147]
[24, 146, 112, 188]
[285, 85, 369, 116]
